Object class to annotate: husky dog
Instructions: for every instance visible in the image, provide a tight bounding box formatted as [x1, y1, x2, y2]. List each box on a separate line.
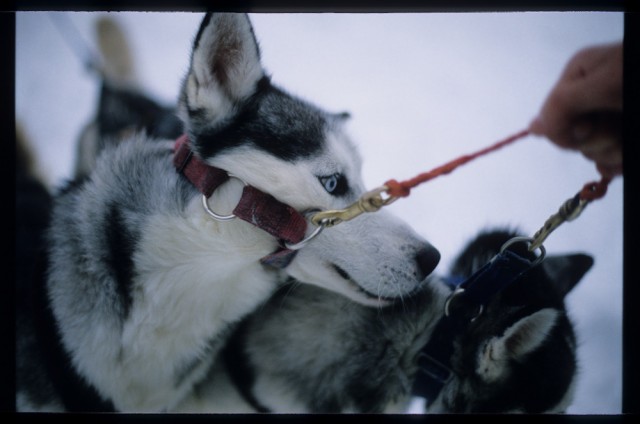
[425, 229, 592, 413]
[187, 229, 591, 413]
[16, 13, 439, 412]
[175, 278, 449, 413]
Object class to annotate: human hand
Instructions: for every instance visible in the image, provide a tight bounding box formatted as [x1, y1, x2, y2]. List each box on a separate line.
[529, 42, 623, 178]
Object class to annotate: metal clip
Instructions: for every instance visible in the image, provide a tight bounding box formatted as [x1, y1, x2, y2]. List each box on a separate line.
[529, 192, 590, 251]
[310, 186, 398, 227]
[503, 236, 547, 266]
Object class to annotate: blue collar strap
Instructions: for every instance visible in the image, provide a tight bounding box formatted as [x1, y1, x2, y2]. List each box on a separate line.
[447, 249, 534, 314]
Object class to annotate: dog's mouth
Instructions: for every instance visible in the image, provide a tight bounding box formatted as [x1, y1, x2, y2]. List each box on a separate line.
[331, 264, 398, 304]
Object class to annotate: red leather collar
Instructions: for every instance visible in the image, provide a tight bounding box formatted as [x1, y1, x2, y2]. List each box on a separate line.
[173, 135, 307, 268]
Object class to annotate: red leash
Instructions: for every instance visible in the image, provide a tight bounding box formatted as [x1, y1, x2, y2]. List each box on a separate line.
[384, 128, 610, 202]
[312, 127, 612, 250]
[579, 176, 611, 201]
[385, 128, 532, 198]
[380, 127, 612, 251]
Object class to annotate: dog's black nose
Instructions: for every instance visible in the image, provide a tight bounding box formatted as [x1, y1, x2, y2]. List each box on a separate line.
[416, 246, 440, 280]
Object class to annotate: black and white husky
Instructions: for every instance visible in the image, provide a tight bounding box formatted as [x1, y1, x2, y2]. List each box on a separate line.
[197, 229, 591, 413]
[16, 13, 440, 412]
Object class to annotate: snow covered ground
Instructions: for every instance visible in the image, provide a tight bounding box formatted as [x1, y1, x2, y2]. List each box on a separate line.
[16, 11, 623, 414]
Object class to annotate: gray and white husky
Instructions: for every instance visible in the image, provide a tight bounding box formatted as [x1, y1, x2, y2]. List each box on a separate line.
[16, 13, 440, 412]
[195, 229, 591, 413]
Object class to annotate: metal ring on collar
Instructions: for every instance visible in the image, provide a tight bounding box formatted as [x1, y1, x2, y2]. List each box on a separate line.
[284, 221, 326, 250]
[444, 287, 484, 320]
[500, 236, 546, 266]
[201, 175, 248, 222]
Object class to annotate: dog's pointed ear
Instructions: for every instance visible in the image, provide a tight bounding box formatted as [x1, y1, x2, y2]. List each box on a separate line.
[542, 253, 593, 298]
[179, 13, 265, 133]
[476, 308, 559, 382]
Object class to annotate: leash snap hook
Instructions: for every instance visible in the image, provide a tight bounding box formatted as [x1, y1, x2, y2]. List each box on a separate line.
[309, 185, 397, 227]
[501, 236, 546, 266]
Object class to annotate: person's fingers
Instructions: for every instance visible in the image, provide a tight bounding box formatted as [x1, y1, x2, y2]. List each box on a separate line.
[576, 112, 623, 177]
[596, 162, 623, 179]
[530, 42, 622, 149]
[532, 110, 623, 177]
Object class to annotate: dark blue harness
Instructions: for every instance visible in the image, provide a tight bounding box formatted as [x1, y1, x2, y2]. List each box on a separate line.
[412, 237, 545, 404]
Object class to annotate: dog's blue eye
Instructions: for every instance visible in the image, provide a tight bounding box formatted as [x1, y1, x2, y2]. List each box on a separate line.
[319, 174, 348, 196]
[322, 175, 338, 192]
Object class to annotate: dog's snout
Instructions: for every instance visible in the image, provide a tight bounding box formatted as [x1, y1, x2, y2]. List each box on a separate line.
[415, 246, 440, 280]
